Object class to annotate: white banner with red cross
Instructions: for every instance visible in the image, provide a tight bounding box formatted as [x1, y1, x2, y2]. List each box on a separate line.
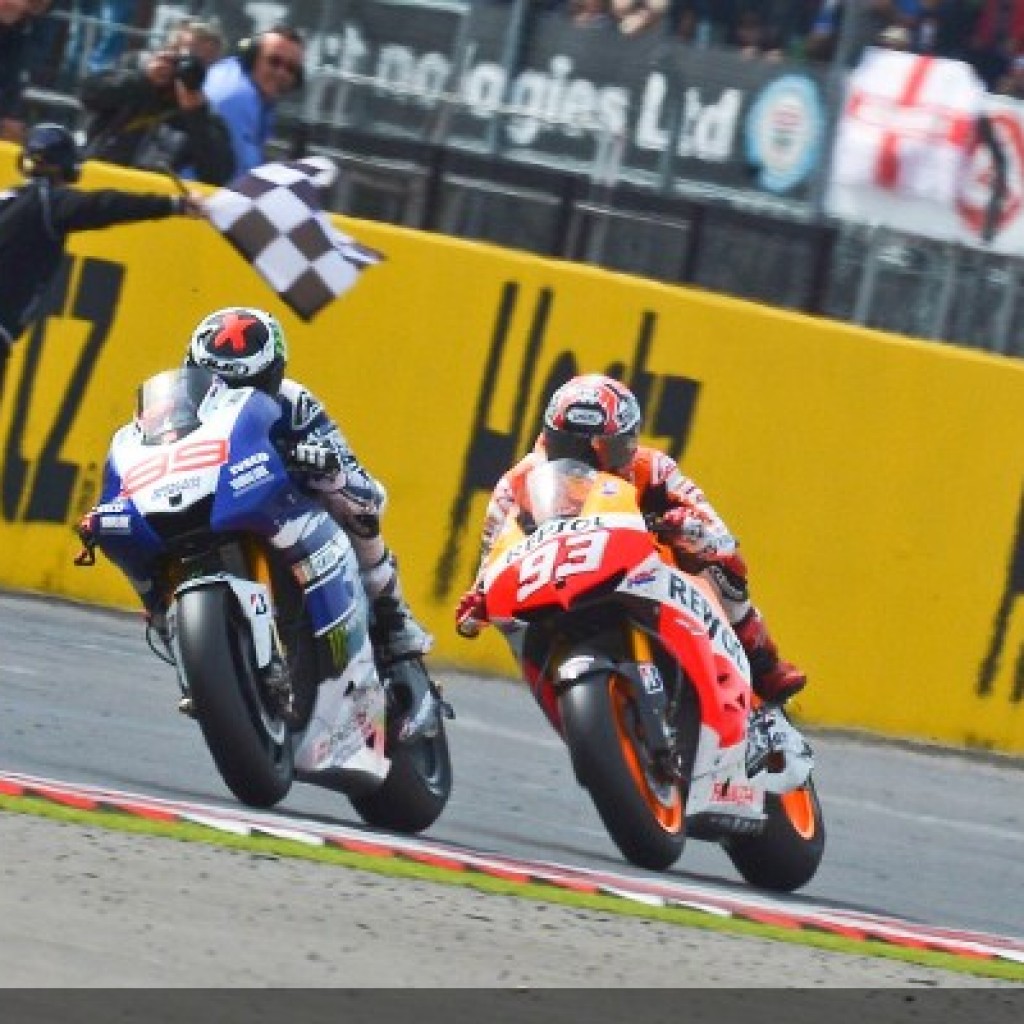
[824, 48, 1024, 251]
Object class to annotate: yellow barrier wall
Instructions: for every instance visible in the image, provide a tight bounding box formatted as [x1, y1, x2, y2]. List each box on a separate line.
[1, 150, 1022, 753]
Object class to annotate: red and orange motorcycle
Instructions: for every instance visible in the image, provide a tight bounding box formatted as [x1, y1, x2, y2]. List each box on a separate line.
[459, 458, 824, 891]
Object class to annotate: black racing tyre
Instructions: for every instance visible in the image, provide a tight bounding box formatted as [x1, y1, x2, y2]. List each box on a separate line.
[177, 586, 293, 808]
[723, 777, 826, 892]
[349, 721, 452, 834]
[561, 673, 685, 872]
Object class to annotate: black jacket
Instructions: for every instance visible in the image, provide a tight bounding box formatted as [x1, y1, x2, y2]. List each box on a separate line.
[0, 178, 180, 347]
[0, 19, 29, 120]
[82, 69, 236, 187]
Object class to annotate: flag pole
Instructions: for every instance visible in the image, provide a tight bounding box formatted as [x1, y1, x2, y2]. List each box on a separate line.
[157, 163, 190, 198]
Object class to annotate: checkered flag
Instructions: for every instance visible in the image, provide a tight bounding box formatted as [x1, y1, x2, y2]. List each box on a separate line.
[206, 158, 383, 321]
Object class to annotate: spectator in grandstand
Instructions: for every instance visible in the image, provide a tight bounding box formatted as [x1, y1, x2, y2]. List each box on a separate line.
[0, 0, 55, 142]
[64, 0, 140, 76]
[567, 0, 616, 30]
[732, 1, 820, 57]
[80, 19, 235, 186]
[22, 0, 64, 88]
[732, 7, 786, 58]
[202, 24, 306, 178]
[968, 0, 1024, 88]
[611, 0, 669, 35]
[669, 0, 737, 47]
[995, 52, 1024, 97]
[917, 1, 982, 62]
[816, 1, 980, 63]
[182, 18, 224, 68]
[876, 21, 913, 46]
[802, 0, 903, 64]
[0, 1, 30, 141]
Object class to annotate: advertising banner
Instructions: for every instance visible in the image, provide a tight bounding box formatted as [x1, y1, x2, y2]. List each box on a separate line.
[1, 153, 1022, 753]
[205, 1, 830, 204]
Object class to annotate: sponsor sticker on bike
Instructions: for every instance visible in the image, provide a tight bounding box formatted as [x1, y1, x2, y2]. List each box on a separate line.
[638, 662, 663, 694]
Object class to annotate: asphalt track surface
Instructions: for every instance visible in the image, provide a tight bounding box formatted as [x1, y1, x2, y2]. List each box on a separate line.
[1, 590, 1023, 989]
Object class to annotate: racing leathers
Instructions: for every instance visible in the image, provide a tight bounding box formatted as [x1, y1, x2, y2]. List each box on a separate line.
[460, 443, 806, 704]
[267, 378, 432, 669]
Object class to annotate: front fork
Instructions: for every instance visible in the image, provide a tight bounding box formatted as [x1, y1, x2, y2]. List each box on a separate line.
[629, 625, 686, 783]
[166, 539, 292, 713]
[242, 538, 296, 715]
[245, 538, 288, 662]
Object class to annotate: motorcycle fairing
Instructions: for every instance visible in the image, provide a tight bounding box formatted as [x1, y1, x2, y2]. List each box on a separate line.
[618, 556, 751, 750]
[484, 514, 654, 623]
[293, 638, 388, 781]
[94, 380, 356, 638]
[95, 385, 284, 575]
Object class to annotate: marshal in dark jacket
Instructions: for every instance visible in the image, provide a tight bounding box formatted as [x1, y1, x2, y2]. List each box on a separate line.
[0, 178, 185, 349]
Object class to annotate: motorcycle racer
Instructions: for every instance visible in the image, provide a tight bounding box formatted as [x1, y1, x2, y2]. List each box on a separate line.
[455, 373, 806, 705]
[79, 307, 437, 737]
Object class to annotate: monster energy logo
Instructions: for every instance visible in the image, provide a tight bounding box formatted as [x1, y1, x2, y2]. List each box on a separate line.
[324, 622, 348, 673]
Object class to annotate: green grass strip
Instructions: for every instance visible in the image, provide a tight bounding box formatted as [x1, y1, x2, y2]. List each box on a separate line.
[1, 792, 1021, 984]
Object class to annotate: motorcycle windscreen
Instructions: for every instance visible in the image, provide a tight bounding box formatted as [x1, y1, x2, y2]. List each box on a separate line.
[524, 459, 600, 524]
[135, 367, 220, 445]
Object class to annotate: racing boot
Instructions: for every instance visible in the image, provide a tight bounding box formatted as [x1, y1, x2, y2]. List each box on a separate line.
[370, 592, 449, 744]
[370, 591, 432, 664]
[733, 608, 806, 705]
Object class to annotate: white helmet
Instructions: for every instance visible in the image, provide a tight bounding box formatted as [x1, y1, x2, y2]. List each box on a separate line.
[186, 307, 287, 394]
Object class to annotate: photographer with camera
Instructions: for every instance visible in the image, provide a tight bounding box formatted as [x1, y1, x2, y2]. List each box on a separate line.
[80, 19, 235, 186]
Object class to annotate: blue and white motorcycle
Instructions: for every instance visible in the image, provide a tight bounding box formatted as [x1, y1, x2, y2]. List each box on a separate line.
[77, 367, 452, 833]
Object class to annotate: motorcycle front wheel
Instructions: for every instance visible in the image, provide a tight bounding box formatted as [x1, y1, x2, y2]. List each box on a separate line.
[177, 585, 294, 808]
[561, 673, 686, 871]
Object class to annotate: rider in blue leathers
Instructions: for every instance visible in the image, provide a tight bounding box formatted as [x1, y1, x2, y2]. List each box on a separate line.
[79, 306, 437, 737]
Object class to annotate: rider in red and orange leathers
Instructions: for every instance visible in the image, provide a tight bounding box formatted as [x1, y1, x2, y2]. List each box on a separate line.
[455, 373, 806, 705]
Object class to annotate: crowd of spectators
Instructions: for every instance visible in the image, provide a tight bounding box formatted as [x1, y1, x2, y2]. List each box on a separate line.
[554, 1, 1024, 94]
[1, 3, 306, 187]
[5, 1, 1024, 171]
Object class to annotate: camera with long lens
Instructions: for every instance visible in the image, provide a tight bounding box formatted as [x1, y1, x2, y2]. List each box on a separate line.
[173, 54, 206, 91]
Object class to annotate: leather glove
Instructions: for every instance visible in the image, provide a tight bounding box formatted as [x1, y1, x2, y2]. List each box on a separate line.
[659, 502, 734, 560]
[455, 588, 488, 638]
[73, 511, 98, 566]
[173, 192, 206, 218]
[287, 441, 342, 475]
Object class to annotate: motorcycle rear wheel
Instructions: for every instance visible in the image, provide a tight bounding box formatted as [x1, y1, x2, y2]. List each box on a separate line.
[561, 673, 686, 872]
[348, 720, 452, 834]
[723, 777, 826, 892]
[178, 586, 294, 808]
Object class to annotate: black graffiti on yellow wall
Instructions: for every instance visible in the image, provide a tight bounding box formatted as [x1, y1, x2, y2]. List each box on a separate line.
[978, 484, 1024, 703]
[432, 281, 701, 599]
[2, 256, 123, 524]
